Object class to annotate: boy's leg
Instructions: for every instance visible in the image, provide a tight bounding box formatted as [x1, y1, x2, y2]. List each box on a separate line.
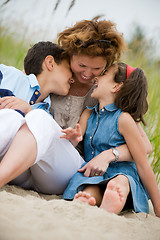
[25, 109, 85, 194]
[0, 109, 25, 156]
[0, 123, 37, 188]
[0, 109, 84, 193]
[100, 174, 130, 214]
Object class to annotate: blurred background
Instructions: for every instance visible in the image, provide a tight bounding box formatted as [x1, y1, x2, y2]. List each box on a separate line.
[0, 0, 160, 52]
[0, 0, 160, 181]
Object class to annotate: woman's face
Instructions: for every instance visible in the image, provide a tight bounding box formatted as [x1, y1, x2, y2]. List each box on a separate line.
[70, 55, 107, 84]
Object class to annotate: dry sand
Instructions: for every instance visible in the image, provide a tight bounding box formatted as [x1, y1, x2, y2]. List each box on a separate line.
[0, 184, 160, 240]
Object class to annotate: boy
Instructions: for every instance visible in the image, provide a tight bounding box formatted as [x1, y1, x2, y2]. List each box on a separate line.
[0, 41, 73, 115]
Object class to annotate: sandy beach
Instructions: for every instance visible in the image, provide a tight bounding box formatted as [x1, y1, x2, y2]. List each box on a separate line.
[0, 184, 160, 240]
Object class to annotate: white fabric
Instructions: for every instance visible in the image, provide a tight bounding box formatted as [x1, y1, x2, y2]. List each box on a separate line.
[0, 109, 25, 156]
[0, 109, 84, 194]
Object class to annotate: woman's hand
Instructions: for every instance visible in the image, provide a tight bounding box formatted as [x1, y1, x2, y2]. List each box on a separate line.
[60, 124, 82, 147]
[0, 96, 32, 114]
[78, 151, 111, 177]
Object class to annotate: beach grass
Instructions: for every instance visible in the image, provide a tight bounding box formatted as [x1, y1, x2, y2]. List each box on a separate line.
[0, 27, 160, 182]
[123, 47, 160, 182]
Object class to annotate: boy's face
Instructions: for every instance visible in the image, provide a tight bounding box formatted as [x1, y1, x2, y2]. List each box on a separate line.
[52, 60, 73, 96]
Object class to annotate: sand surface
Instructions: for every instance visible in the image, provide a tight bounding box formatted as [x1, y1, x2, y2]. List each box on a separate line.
[0, 184, 160, 240]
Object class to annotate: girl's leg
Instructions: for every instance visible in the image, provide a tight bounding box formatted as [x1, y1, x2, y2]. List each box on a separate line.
[74, 185, 103, 206]
[100, 175, 130, 214]
[0, 123, 37, 188]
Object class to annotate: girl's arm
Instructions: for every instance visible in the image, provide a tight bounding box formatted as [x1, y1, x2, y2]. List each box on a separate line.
[119, 112, 160, 217]
[61, 108, 91, 147]
[115, 122, 152, 162]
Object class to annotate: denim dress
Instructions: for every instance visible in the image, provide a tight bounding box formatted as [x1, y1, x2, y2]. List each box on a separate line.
[63, 103, 149, 213]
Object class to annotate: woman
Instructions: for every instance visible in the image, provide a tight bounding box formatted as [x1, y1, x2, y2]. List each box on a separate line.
[0, 20, 152, 195]
[51, 19, 151, 160]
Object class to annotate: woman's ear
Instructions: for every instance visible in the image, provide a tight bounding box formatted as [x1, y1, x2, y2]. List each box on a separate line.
[112, 82, 123, 93]
[44, 55, 55, 71]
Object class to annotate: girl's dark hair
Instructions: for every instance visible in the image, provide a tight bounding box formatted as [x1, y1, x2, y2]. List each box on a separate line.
[24, 41, 69, 76]
[114, 62, 148, 125]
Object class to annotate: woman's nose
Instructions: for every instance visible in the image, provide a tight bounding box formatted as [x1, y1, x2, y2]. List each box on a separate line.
[83, 68, 92, 77]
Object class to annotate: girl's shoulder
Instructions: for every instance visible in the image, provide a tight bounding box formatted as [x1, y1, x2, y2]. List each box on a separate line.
[119, 112, 134, 125]
[118, 112, 136, 135]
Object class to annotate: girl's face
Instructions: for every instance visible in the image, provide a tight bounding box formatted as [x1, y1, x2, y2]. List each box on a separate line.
[91, 64, 118, 100]
[70, 55, 107, 85]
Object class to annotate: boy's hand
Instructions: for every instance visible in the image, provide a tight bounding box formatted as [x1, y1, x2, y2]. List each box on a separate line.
[0, 96, 32, 114]
[60, 124, 82, 147]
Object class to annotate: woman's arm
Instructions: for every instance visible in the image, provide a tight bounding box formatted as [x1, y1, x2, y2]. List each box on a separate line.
[136, 122, 152, 154]
[119, 112, 160, 217]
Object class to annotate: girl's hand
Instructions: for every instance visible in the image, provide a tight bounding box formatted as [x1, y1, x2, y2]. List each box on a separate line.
[78, 152, 110, 177]
[60, 124, 82, 147]
[0, 96, 32, 114]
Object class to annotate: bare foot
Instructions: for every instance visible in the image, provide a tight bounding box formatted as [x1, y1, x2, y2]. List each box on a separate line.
[100, 180, 124, 214]
[73, 191, 96, 206]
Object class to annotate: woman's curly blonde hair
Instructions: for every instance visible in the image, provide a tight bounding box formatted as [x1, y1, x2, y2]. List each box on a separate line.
[58, 20, 126, 67]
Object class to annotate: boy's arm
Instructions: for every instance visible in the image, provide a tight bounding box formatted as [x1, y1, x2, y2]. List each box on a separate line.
[61, 108, 91, 147]
[0, 96, 32, 114]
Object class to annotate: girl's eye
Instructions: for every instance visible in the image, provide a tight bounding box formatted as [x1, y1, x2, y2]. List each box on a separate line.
[79, 64, 86, 67]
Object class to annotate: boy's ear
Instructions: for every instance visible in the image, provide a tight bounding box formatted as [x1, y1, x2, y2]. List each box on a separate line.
[44, 55, 55, 71]
[112, 82, 123, 93]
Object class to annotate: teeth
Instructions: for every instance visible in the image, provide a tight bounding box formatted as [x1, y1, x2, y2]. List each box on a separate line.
[81, 74, 90, 80]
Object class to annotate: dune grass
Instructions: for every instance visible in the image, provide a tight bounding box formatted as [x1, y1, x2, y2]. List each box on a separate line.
[123, 48, 160, 182]
[0, 27, 29, 69]
[0, 27, 160, 182]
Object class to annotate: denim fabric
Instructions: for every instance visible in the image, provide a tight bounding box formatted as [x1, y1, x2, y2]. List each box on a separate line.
[63, 103, 149, 213]
[84, 103, 125, 162]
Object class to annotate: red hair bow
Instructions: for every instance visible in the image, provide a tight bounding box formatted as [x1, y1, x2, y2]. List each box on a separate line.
[127, 65, 136, 78]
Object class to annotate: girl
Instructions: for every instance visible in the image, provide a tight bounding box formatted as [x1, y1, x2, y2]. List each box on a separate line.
[61, 63, 160, 217]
